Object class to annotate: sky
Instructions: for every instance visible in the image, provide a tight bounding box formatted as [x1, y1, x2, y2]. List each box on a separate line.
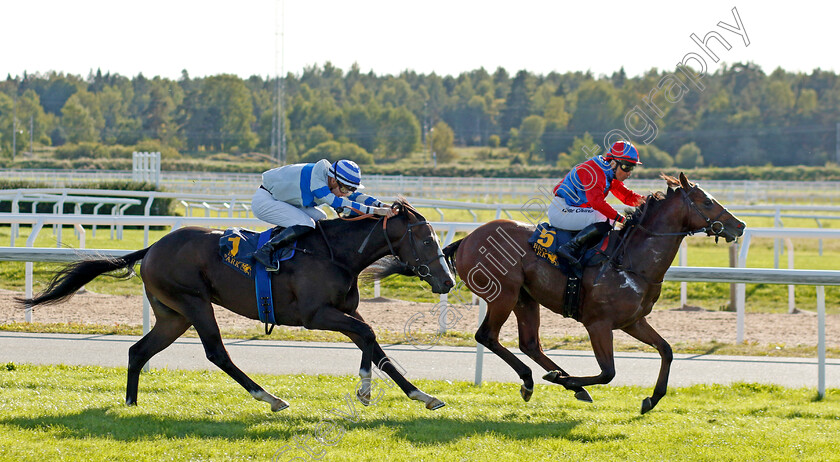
[1, 1, 836, 80]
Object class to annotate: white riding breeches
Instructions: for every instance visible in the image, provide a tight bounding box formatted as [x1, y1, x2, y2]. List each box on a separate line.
[251, 187, 325, 228]
[547, 195, 607, 231]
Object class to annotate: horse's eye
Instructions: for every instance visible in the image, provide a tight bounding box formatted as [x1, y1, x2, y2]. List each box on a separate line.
[423, 239, 432, 246]
[704, 198, 713, 207]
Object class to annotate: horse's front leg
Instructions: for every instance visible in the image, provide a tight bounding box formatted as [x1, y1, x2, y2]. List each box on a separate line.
[349, 311, 444, 410]
[544, 321, 616, 389]
[622, 317, 673, 414]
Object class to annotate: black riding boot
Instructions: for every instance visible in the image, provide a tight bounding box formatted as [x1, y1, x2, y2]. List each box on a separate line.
[555, 222, 612, 272]
[252, 225, 312, 271]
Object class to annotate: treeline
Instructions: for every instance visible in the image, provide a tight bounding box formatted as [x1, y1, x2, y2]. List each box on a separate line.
[1, 62, 838, 168]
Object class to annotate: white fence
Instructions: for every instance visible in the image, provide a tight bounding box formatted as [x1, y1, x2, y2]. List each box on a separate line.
[2, 168, 840, 203]
[2, 245, 835, 397]
[131, 152, 161, 186]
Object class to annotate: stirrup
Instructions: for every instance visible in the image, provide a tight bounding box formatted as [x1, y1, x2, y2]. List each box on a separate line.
[254, 250, 279, 272]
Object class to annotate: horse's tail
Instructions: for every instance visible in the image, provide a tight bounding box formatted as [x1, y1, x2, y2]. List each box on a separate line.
[442, 239, 463, 279]
[16, 247, 151, 308]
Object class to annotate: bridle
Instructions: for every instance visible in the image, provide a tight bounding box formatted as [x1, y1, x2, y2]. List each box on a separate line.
[350, 207, 444, 281]
[631, 186, 732, 242]
[681, 185, 730, 242]
[601, 185, 733, 285]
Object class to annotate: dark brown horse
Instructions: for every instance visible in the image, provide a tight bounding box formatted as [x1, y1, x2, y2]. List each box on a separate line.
[443, 173, 745, 413]
[20, 199, 455, 411]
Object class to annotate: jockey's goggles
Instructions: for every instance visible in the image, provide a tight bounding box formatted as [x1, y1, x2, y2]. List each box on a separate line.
[618, 162, 636, 172]
[338, 183, 357, 194]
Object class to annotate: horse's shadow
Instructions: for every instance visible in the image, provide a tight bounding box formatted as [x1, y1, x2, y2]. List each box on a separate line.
[0, 407, 300, 442]
[352, 416, 623, 445]
[0, 406, 625, 444]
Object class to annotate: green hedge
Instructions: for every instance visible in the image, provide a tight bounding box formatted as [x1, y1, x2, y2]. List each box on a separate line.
[3, 158, 840, 181]
[363, 164, 840, 181]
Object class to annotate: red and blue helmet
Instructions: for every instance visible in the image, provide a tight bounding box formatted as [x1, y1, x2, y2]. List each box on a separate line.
[605, 140, 642, 165]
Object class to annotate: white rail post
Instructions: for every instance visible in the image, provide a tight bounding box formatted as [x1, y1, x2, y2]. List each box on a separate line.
[679, 240, 688, 308]
[24, 219, 45, 323]
[786, 238, 795, 313]
[817, 286, 826, 399]
[474, 298, 487, 386]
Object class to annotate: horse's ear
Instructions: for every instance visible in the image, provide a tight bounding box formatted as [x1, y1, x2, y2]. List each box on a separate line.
[391, 201, 403, 215]
[679, 172, 691, 190]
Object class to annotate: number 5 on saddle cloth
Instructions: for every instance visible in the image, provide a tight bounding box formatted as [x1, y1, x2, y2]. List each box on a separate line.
[218, 227, 298, 333]
[528, 223, 613, 319]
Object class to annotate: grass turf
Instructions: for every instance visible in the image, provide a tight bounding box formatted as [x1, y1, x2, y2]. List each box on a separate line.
[0, 363, 838, 461]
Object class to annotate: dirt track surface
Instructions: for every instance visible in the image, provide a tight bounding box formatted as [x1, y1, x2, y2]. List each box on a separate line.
[1, 289, 838, 347]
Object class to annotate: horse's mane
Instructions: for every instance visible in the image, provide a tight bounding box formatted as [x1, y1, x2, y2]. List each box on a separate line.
[393, 196, 427, 222]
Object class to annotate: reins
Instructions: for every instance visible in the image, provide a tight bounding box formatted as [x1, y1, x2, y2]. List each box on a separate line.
[598, 185, 730, 284]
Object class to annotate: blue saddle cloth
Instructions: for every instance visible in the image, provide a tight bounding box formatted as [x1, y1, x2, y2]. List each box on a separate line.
[528, 223, 607, 274]
[219, 227, 296, 278]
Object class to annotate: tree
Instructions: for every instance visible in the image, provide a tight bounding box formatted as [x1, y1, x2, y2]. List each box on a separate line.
[498, 70, 534, 141]
[343, 104, 379, 153]
[637, 144, 673, 168]
[184, 75, 258, 151]
[513, 115, 545, 162]
[558, 132, 597, 168]
[298, 140, 374, 165]
[569, 80, 623, 134]
[430, 120, 455, 164]
[376, 107, 420, 158]
[675, 142, 703, 168]
[60, 94, 97, 143]
[541, 96, 572, 164]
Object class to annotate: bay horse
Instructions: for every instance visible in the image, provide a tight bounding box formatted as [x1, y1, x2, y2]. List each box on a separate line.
[19, 199, 455, 411]
[442, 173, 745, 414]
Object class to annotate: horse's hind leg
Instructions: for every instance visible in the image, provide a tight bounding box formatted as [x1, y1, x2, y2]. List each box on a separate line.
[548, 320, 617, 390]
[177, 295, 289, 411]
[622, 317, 673, 414]
[349, 311, 444, 410]
[126, 293, 191, 406]
[513, 293, 592, 403]
[475, 293, 537, 402]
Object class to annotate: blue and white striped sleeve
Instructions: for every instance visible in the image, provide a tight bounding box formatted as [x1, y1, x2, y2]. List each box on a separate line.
[312, 188, 378, 214]
[347, 192, 385, 208]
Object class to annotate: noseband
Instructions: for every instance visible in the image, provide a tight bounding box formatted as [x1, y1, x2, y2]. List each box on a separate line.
[681, 186, 731, 242]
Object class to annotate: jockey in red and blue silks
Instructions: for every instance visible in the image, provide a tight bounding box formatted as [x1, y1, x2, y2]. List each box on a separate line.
[548, 140, 646, 272]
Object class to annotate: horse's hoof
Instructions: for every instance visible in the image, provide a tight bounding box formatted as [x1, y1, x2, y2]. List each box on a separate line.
[574, 389, 593, 403]
[271, 399, 290, 412]
[356, 389, 371, 407]
[640, 397, 653, 414]
[542, 370, 561, 383]
[426, 398, 445, 410]
[125, 399, 137, 407]
[520, 385, 533, 402]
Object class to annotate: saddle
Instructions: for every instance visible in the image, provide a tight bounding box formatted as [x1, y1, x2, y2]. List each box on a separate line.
[528, 223, 618, 320]
[218, 227, 300, 334]
[218, 227, 297, 278]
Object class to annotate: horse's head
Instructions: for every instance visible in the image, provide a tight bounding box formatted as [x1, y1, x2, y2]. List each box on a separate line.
[666, 172, 746, 242]
[384, 200, 456, 294]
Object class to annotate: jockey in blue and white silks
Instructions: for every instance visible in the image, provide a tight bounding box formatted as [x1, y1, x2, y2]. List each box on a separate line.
[251, 159, 395, 270]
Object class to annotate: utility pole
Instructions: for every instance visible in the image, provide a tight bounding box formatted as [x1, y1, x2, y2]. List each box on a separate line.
[270, 0, 286, 165]
[12, 92, 16, 162]
[836, 122, 840, 164]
